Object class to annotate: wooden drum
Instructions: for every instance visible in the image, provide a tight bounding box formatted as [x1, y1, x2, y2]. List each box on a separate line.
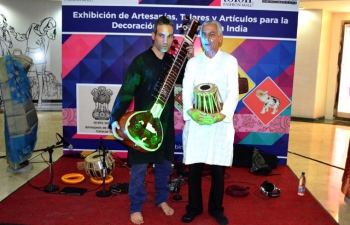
[193, 83, 223, 114]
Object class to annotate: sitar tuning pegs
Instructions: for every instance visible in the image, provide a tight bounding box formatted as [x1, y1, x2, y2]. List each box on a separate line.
[180, 24, 189, 34]
[179, 15, 192, 34]
[173, 39, 179, 45]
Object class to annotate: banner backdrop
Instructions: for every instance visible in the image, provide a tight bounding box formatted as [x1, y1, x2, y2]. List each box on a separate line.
[62, 0, 299, 164]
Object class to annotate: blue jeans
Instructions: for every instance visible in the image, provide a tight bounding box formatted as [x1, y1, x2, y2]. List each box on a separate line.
[129, 160, 172, 214]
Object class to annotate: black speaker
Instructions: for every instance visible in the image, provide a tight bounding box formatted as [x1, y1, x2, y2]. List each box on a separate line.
[260, 180, 280, 198]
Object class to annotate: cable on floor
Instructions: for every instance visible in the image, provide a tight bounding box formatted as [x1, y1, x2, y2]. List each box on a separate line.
[288, 151, 344, 170]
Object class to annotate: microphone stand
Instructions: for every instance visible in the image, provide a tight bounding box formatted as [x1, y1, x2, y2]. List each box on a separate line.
[23, 143, 62, 192]
[172, 174, 183, 201]
[96, 138, 112, 197]
[171, 162, 186, 201]
[44, 144, 59, 192]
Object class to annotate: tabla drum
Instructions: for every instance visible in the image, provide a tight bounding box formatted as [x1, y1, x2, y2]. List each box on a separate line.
[85, 151, 115, 179]
[193, 83, 223, 114]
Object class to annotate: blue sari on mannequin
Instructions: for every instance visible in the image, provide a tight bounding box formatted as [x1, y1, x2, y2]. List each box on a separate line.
[0, 51, 38, 170]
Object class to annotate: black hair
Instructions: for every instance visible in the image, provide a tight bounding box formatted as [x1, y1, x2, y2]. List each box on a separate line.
[153, 15, 174, 34]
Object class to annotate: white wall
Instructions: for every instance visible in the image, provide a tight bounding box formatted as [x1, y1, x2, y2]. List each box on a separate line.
[315, 10, 332, 118]
[293, 10, 323, 118]
[325, 13, 350, 119]
[0, 0, 62, 110]
[293, 9, 350, 120]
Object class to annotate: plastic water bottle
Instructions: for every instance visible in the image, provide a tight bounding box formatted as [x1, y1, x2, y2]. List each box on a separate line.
[298, 172, 306, 196]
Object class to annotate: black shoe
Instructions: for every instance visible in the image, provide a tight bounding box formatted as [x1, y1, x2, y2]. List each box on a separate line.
[211, 213, 228, 225]
[181, 213, 197, 223]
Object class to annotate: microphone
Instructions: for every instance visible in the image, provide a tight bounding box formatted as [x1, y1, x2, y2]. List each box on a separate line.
[56, 133, 73, 150]
[173, 174, 183, 193]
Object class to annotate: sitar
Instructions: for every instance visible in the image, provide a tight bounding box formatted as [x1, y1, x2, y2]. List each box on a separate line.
[115, 18, 200, 152]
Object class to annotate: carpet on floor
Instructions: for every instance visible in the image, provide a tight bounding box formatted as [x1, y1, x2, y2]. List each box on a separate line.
[0, 154, 338, 225]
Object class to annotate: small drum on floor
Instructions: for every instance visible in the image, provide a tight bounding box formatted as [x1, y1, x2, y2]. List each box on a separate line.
[85, 151, 115, 179]
[193, 83, 223, 114]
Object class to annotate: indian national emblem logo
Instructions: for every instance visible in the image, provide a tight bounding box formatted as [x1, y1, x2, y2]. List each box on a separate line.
[91, 86, 113, 120]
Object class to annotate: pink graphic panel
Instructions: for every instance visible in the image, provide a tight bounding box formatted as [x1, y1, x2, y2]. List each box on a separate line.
[62, 34, 105, 78]
[63, 108, 77, 126]
[234, 114, 290, 134]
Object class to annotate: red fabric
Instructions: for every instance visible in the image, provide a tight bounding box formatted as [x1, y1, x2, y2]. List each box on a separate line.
[0, 156, 338, 225]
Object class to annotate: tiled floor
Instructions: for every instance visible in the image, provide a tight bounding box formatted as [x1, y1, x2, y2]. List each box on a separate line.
[0, 111, 350, 224]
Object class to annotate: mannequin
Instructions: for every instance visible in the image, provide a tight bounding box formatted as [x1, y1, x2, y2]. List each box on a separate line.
[0, 50, 37, 172]
[12, 48, 33, 64]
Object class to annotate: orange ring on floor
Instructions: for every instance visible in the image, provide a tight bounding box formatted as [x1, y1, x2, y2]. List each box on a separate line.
[61, 173, 85, 184]
[90, 175, 114, 185]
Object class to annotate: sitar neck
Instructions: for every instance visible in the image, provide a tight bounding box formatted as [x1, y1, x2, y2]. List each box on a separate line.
[150, 40, 190, 118]
[150, 17, 200, 118]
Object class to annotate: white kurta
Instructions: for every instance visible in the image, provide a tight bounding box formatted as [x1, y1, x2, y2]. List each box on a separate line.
[182, 50, 239, 166]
